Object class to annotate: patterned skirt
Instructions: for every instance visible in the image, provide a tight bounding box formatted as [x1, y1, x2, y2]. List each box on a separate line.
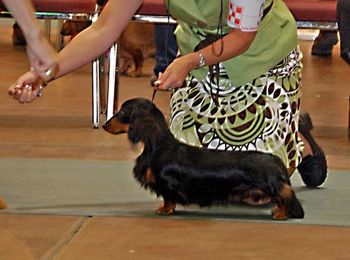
[169, 48, 303, 170]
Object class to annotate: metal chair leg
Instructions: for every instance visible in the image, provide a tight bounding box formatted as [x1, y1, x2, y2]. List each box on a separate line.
[44, 19, 51, 40]
[99, 55, 106, 114]
[92, 58, 100, 128]
[55, 20, 64, 50]
[106, 42, 119, 121]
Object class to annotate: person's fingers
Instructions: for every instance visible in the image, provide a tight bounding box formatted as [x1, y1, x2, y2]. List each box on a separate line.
[8, 83, 22, 95]
[31, 85, 41, 99]
[155, 72, 173, 91]
[153, 72, 163, 87]
[26, 88, 34, 103]
[13, 89, 22, 100]
[19, 85, 31, 103]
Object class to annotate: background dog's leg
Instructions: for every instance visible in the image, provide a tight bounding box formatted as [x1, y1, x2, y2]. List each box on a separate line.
[156, 200, 176, 215]
[128, 48, 143, 77]
[0, 197, 7, 209]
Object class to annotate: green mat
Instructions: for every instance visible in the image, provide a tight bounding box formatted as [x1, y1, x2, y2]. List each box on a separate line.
[0, 158, 349, 227]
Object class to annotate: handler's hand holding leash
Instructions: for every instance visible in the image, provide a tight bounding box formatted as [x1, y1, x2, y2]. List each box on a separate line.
[153, 53, 204, 92]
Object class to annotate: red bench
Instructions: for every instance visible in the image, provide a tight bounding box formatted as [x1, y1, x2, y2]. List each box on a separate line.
[285, 0, 337, 30]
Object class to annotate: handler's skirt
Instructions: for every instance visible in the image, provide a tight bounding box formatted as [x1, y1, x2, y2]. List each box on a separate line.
[170, 48, 303, 170]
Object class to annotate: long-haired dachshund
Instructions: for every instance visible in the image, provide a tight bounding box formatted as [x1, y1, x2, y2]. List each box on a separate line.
[103, 98, 304, 220]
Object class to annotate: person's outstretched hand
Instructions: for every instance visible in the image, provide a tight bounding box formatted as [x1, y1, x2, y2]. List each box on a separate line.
[8, 69, 43, 103]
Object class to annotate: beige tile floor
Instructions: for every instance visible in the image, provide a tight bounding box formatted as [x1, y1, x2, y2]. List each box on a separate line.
[0, 23, 349, 259]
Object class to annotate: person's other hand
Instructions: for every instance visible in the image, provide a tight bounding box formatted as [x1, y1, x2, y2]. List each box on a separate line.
[8, 70, 42, 103]
[26, 31, 58, 82]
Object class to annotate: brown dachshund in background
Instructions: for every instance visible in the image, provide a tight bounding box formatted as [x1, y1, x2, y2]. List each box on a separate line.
[61, 21, 155, 77]
[103, 98, 305, 220]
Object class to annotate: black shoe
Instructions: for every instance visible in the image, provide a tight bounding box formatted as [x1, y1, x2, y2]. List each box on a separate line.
[311, 31, 338, 57]
[341, 49, 350, 65]
[297, 112, 328, 187]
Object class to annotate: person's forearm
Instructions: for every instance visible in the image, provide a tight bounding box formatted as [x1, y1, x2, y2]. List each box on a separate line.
[55, 0, 143, 79]
[189, 29, 256, 71]
[2, 0, 42, 41]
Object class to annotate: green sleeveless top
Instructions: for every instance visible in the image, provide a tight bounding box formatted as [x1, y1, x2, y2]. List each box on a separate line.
[165, 0, 298, 86]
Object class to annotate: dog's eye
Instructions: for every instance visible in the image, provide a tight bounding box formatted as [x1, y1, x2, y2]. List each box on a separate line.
[116, 111, 130, 123]
[118, 116, 130, 123]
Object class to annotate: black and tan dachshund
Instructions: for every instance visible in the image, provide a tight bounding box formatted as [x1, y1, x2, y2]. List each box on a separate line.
[103, 98, 304, 220]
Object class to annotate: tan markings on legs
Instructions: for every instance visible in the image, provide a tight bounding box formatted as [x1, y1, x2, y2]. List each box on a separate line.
[156, 200, 176, 215]
[272, 184, 293, 220]
[0, 197, 7, 209]
[145, 168, 156, 184]
[272, 205, 287, 220]
[278, 183, 293, 201]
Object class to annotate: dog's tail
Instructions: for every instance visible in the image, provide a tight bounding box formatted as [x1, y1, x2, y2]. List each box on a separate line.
[288, 192, 304, 219]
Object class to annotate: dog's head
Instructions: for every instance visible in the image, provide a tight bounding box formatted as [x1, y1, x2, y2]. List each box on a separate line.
[102, 98, 166, 136]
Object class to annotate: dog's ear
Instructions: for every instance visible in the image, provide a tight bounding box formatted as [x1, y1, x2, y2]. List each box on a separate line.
[127, 109, 149, 144]
[128, 115, 140, 144]
[127, 108, 166, 145]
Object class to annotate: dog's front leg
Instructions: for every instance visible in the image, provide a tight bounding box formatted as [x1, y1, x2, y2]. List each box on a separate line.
[156, 199, 176, 215]
[272, 204, 288, 220]
[0, 197, 7, 209]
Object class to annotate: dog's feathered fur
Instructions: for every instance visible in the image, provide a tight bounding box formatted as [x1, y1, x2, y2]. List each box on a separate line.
[103, 98, 304, 220]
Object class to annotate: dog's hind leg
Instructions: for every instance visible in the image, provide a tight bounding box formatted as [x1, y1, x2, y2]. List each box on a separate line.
[128, 48, 143, 77]
[156, 199, 176, 215]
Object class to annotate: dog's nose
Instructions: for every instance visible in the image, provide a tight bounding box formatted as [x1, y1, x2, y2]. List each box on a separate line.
[102, 117, 112, 131]
[102, 123, 108, 131]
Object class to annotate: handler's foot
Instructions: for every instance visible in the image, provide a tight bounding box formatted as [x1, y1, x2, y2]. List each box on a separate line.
[297, 112, 328, 187]
[311, 31, 338, 56]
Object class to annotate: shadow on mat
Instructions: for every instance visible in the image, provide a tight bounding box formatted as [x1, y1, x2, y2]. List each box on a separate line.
[4, 201, 279, 221]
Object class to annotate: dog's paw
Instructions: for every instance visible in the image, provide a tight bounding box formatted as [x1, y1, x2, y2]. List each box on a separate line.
[127, 70, 142, 78]
[156, 202, 176, 215]
[272, 206, 287, 220]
